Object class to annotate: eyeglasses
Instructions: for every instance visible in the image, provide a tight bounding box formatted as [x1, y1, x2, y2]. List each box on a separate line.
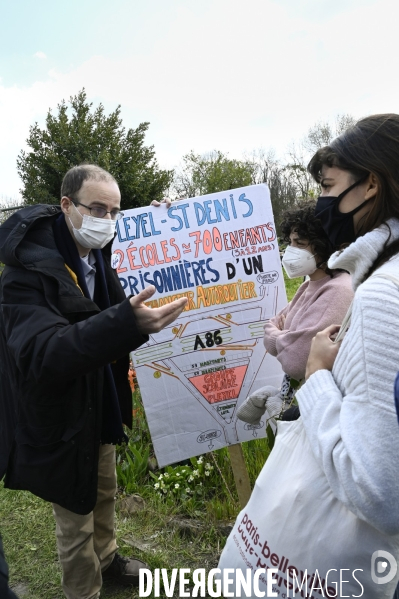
[70, 199, 124, 220]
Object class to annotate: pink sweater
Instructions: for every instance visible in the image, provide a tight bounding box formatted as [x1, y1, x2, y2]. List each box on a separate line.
[263, 272, 354, 381]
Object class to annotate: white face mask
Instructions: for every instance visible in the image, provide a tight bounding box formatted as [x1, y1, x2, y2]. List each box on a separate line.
[282, 245, 317, 279]
[68, 205, 116, 250]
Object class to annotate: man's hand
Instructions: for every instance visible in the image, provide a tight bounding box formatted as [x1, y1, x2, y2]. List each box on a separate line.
[277, 313, 286, 330]
[129, 286, 188, 334]
[151, 197, 172, 208]
[305, 324, 341, 380]
[151, 197, 186, 208]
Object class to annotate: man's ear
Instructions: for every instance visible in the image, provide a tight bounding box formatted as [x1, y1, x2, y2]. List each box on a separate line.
[60, 196, 72, 215]
[365, 173, 379, 200]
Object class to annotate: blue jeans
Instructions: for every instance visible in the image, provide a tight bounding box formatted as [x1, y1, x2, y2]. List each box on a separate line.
[393, 582, 399, 599]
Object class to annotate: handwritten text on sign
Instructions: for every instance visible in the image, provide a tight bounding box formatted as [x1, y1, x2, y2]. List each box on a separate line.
[112, 185, 286, 466]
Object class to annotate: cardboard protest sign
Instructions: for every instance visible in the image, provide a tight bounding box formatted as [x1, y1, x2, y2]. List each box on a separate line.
[112, 184, 287, 466]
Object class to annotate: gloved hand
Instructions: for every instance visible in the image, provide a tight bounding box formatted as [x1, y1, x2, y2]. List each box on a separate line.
[237, 385, 280, 425]
[265, 392, 288, 428]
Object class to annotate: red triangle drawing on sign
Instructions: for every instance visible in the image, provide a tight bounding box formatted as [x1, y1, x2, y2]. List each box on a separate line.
[188, 365, 248, 404]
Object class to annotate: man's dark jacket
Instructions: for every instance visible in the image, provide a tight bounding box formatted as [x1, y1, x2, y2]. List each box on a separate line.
[0, 205, 147, 514]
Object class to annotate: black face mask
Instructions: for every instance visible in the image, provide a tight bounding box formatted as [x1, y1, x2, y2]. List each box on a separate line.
[315, 176, 370, 249]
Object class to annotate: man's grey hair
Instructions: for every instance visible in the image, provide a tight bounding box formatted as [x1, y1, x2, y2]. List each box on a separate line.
[61, 164, 117, 200]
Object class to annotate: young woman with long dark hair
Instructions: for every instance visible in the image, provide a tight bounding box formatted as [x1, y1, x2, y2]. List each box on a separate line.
[301, 113, 399, 599]
[219, 114, 399, 598]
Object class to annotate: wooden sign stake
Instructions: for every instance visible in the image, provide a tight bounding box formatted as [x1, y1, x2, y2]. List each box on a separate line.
[228, 444, 252, 508]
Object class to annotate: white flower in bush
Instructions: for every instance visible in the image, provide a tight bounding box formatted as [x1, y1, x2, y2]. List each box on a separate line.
[175, 483, 180, 489]
[154, 483, 160, 489]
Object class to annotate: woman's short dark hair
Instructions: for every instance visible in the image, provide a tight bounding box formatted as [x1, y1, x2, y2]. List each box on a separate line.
[308, 113, 399, 273]
[280, 200, 334, 274]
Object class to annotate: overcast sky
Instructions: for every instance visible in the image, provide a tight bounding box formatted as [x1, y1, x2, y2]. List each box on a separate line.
[1, 0, 398, 200]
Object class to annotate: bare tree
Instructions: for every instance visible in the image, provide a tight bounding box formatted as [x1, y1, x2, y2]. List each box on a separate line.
[302, 113, 356, 155]
[285, 142, 318, 200]
[245, 149, 300, 233]
[335, 113, 356, 136]
[302, 122, 334, 154]
[284, 112, 357, 206]
[0, 197, 24, 225]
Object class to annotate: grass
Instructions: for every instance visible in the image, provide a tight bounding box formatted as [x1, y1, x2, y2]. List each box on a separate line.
[1, 428, 275, 598]
[1, 273, 303, 598]
[0, 483, 223, 599]
[0, 435, 273, 598]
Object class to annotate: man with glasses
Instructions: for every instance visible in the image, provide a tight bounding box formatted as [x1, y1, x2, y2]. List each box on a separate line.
[0, 164, 187, 599]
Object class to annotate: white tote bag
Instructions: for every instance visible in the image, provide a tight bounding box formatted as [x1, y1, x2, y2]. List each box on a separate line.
[218, 419, 399, 598]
